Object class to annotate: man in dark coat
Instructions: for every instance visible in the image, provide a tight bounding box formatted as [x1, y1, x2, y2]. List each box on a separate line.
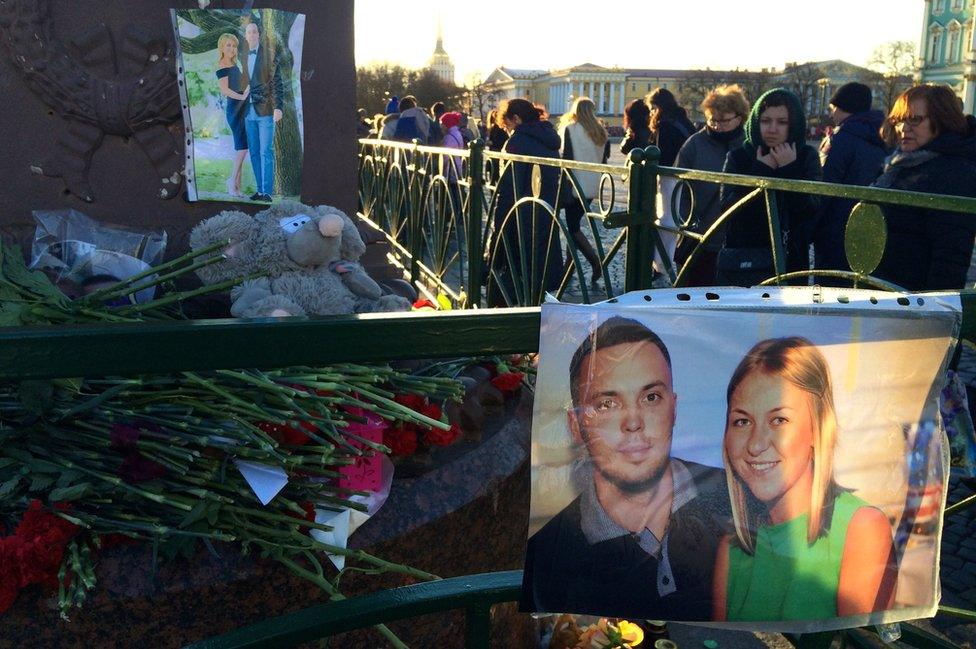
[241, 18, 285, 202]
[520, 317, 729, 620]
[814, 83, 887, 277]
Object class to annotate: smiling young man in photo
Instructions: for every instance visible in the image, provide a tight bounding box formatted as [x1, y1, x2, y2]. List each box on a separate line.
[520, 316, 729, 620]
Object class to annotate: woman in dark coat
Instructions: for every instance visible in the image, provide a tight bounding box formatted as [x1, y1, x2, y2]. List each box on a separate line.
[872, 84, 976, 291]
[620, 99, 651, 155]
[718, 87, 822, 286]
[488, 98, 564, 306]
[648, 88, 696, 166]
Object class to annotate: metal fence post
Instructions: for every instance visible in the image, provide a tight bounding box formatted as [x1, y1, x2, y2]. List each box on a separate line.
[408, 138, 423, 284]
[466, 139, 485, 308]
[624, 146, 658, 292]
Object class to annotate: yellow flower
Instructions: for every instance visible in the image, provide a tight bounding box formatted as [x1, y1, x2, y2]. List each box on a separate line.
[617, 621, 644, 646]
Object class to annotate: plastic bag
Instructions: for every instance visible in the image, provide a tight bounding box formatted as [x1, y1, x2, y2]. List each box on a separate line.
[29, 210, 167, 304]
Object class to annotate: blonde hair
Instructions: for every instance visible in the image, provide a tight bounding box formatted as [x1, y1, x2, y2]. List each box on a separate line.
[723, 337, 837, 553]
[559, 97, 608, 147]
[216, 33, 239, 66]
[701, 84, 750, 119]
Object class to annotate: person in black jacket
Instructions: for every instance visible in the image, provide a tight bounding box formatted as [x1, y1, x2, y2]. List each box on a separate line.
[718, 88, 822, 286]
[520, 316, 729, 620]
[620, 99, 652, 155]
[487, 98, 563, 306]
[814, 82, 887, 278]
[648, 88, 695, 166]
[872, 84, 976, 291]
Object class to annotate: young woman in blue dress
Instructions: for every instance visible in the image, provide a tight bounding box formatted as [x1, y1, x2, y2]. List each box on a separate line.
[215, 33, 250, 198]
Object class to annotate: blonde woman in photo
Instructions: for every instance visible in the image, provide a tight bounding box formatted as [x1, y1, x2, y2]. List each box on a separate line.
[215, 33, 250, 198]
[713, 337, 897, 621]
[558, 97, 610, 287]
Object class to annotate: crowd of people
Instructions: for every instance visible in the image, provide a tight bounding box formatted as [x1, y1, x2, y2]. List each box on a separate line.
[359, 80, 976, 298]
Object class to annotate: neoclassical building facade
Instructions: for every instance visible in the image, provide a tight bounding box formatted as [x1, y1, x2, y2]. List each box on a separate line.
[918, 0, 976, 112]
[427, 23, 455, 85]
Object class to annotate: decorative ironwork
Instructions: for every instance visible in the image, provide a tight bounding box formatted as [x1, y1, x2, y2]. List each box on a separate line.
[359, 139, 976, 307]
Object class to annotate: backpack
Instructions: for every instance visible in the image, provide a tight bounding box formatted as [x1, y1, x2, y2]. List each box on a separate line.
[392, 114, 423, 142]
[428, 119, 444, 146]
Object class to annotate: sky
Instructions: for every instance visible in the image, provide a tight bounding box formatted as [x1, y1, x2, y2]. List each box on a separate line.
[355, 1, 924, 84]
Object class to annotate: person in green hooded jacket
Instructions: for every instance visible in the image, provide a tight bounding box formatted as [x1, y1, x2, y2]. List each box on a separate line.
[717, 88, 822, 286]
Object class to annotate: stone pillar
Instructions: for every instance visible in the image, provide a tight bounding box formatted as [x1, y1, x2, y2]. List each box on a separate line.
[577, 81, 584, 100]
[620, 83, 627, 113]
[609, 83, 616, 117]
[599, 83, 606, 114]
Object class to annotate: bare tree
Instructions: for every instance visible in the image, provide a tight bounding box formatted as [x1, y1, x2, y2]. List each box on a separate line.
[462, 73, 499, 122]
[780, 61, 826, 125]
[679, 68, 727, 120]
[867, 40, 918, 111]
[355, 63, 465, 115]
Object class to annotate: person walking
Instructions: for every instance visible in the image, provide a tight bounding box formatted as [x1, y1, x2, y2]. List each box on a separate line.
[559, 97, 610, 286]
[718, 88, 822, 286]
[673, 85, 749, 286]
[872, 84, 976, 291]
[488, 98, 563, 306]
[813, 82, 887, 279]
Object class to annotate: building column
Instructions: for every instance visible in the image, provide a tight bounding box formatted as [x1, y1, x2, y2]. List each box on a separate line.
[599, 83, 606, 113]
[577, 81, 584, 100]
[619, 83, 626, 113]
[608, 83, 616, 117]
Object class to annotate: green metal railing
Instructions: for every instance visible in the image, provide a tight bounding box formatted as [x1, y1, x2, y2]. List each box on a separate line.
[358, 138, 976, 306]
[1, 305, 975, 646]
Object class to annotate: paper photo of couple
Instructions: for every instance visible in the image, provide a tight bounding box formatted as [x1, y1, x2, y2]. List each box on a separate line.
[522, 288, 956, 632]
[172, 8, 305, 203]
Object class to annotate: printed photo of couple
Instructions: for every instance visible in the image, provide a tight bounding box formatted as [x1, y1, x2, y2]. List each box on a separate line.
[522, 293, 955, 630]
[172, 8, 305, 203]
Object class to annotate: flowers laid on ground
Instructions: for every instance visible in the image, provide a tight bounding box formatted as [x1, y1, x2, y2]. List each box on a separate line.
[0, 241, 469, 648]
[549, 616, 644, 649]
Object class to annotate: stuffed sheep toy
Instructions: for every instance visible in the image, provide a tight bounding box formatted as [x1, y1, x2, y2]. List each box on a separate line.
[189, 201, 411, 317]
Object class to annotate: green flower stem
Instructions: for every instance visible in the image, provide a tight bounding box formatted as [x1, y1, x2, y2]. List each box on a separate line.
[81, 239, 230, 302]
[116, 271, 264, 314]
[92, 254, 229, 303]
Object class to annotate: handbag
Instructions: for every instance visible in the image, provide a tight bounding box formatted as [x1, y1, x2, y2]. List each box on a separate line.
[715, 246, 774, 286]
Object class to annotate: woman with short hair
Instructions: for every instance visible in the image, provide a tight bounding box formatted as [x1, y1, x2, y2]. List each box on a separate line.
[673, 85, 749, 285]
[871, 84, 976, 291]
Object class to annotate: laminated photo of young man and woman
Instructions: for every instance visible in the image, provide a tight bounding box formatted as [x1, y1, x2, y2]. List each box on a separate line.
[522, 305, 951, 628]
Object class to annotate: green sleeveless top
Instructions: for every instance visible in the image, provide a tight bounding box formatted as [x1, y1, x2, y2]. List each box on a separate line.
[726, 491, 867, 621]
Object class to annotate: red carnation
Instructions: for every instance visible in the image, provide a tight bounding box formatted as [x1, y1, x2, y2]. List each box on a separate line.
[491, 371, 524, 392]
[384, 425, 418, 456]
[394, 393, 427, 412]
[423, 422, 461, 447]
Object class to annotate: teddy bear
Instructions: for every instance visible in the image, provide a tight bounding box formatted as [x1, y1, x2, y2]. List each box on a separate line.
[189, 200, 411, 317]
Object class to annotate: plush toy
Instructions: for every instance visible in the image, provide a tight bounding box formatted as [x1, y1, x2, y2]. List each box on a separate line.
[189, 201, 411, 317]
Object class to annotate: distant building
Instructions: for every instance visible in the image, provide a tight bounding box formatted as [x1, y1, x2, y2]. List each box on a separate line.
[481, 60, 893, 126]
[427, 21, 455, 85]
[917, 0, 976, 112]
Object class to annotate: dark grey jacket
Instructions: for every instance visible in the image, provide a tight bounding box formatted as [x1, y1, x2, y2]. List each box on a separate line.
[675, 126, 745, 251]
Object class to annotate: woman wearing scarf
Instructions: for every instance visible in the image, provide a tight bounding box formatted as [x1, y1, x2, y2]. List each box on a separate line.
[674, 85, 749, 285]
[717, 88, 822, 287]
[872, 84, 976, 291]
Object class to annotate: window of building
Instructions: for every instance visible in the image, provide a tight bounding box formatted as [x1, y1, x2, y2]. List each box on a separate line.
[949, 24, 961, 62]
[935, 0, 946, 14]
[647, 83, 652, 91]
[631, 82, 636, 92]
[952, 0, 963, 10]
[930, 26, 944, 62]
